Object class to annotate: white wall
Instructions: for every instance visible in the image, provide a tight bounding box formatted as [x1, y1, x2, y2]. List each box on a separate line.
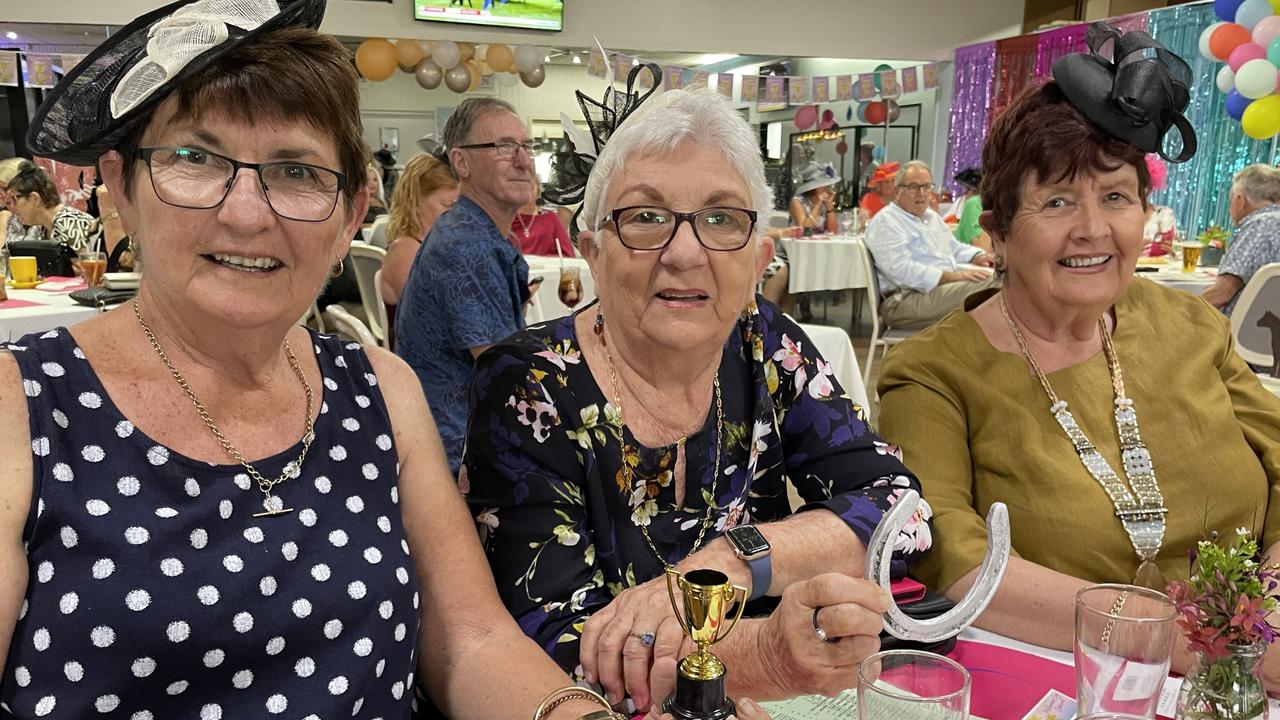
[5, 0, 1025, 62]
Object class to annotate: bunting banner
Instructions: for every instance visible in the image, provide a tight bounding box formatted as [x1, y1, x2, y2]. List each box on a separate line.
[788, 76, 809, 105]
[901, 66, 919, 94]
[759, 76, 786, 112]
[879, 68, 900, 99]
[811, 76, 830, 103]
[612, 54, 634, 84]
[689, 69, 710, 90]
[0, 52, 17, 87]
[716, 73, 733, 98]
[740, 75, 759, 103]
[835, 74, 853, 101]
[25, 54, 59, 88]
[923, 63, 940, 89]
[586, 46, 608, 79]
[855, 73, 877, 101]
[663, 65, 684, 91]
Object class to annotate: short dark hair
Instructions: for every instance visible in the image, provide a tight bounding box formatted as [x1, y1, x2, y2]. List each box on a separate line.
[9, 164, 59, 207]
[117, 27, 367, 204]
[981, 81, 1150, 235]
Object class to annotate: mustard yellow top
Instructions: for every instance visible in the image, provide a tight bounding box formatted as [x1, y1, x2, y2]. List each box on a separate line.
[878, 278, 1280, 592]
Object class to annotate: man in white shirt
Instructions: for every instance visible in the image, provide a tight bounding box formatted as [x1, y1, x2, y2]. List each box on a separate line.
[864, 160, 998, 329]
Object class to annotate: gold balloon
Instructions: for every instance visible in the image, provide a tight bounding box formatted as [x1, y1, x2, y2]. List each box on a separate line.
[394, 39, 424, 71]
[486, 43, 514, 73]
[467, 61, 482, 91]
[458, 42, 476, 64]
[477, 59, 495, 76]
[355, 38, 397, 82]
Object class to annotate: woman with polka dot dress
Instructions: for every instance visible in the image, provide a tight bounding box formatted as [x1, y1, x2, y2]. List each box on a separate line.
[0, 1, 619, 719]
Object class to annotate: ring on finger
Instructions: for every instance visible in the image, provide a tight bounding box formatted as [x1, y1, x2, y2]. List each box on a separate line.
[812, 607, 837, 644]
[629, 631, 655, 647]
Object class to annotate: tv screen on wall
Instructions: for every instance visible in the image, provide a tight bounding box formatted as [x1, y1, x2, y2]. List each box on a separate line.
[413, 0, 563, 31]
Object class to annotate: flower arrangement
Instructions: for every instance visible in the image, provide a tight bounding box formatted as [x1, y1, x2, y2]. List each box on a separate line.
[1197, 226, 1231, 250]
[1167, 528, 1279, 720]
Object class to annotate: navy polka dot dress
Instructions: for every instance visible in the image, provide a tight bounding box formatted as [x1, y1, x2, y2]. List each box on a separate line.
[1, 328, 420, 719]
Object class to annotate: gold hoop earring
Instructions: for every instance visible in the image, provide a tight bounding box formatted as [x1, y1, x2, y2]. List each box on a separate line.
[330, 259, 344, 278]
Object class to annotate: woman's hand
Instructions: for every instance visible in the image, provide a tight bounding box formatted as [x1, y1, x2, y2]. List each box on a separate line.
[644, 696, 774, 720]
[579, 573, 684, 710]
[756, 573, 890, 697]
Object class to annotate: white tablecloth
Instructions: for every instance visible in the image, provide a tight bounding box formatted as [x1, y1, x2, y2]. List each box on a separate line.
[798, 322, 867, 408]
[525, 256, 594, 325]
[780, 236, 870, 294]
[1, 288, 102, 341]
[1138, 261, 1217, 295]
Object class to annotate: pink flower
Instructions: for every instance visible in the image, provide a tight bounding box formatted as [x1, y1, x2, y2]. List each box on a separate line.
[771, 334, 808, 397]
[807, 358, 835, 400]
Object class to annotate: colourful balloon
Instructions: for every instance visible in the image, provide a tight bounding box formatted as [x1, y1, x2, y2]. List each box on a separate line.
[872, 63, 892, 91]
[1272, 0, 1280, 13]
[865, 101, 888, 125]
[432, 40, 461, 70]
[514, 44, 541, 74]
[355, 38, 397, 81]
[836, 141, 849, 156]
[415, 59, 442, 90]
[1211, 23, 1254, 60]
[1230, 42, 1267, 71]
[1202, 22, 1228, 61]
[1217, 0, 1247, 20]
[444, 64, 471, 93]
[486, 43, 514, 73]
[794, 105, 817, 130]
[1236, 0, 1273, 31]
[1226, 89, 1254, 119]
[1241, 93, 1280, 138]
[519, 65, 546, 88]
[886, 99, 901, 123]
[457, 42, 476, 64]
[394, 38, 424, 71]
[1218, 65, 1238, 93]
[856, 103, 869, 123]
[1236, 57, 1279, 97]
[1268, 36, 1280, 65]
[1253, 14, 1280, 47]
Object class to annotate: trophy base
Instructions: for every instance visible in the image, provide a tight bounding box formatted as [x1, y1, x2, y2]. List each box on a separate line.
[663, 672, 736, 720]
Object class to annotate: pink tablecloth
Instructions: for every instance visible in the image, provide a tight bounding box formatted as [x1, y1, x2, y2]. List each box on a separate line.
[0, 298, 43, 310]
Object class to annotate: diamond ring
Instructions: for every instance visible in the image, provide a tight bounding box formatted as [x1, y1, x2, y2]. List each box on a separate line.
[631, 631, 655, 647]
[812, 607, 833, 643]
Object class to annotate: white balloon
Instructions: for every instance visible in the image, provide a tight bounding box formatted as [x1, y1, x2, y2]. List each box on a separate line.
[433, 40, 461, 70]
[1235, 58, 1278, 99]
[514, 44, 541, 74]
[1237, 0, 1273, 31]
[1200, 22, 1225, 62]
[1218, 65, 1237, 94]
[496, 71, 519, 88]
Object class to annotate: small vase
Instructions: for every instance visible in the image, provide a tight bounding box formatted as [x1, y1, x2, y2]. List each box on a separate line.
[1174, 642, 1268, 720]
[1201, 246, 1225, 267]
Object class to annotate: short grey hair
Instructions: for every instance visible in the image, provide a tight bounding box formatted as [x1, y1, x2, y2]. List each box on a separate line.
[582, 89, 773, 240]
[1231, 164, 1280, 205]
[895, 160, 932, 186]
[443, 97, 518, 150]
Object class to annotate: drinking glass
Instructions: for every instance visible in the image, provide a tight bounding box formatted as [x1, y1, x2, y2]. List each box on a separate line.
[858, 649, 971, 719]
[79, 250, 107, 288]
[837, 210, 855, 236]
[1178, 242, 1203, 273]
[558, 267, 583, 309]
[1075, 584, 1175, 719]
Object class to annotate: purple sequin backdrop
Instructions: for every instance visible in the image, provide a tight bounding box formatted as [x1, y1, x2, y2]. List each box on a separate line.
[943, 42, 996, 195]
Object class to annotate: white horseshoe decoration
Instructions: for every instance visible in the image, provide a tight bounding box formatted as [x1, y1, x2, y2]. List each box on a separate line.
[865, 490, 1010, 642]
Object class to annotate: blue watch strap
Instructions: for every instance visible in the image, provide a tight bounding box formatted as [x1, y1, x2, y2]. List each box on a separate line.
[747, 553, 772, 601]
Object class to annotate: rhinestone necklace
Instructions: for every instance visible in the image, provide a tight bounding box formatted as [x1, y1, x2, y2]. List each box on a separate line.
[595, 310, 722, 568]
[999, 294, 1167, 587]
[133, 300, 315, 518]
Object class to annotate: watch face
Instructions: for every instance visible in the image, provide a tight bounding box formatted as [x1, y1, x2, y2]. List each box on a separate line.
[729, 526, 769, 555]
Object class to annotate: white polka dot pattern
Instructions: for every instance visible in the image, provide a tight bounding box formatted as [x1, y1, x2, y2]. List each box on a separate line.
[2, 331, 418, 717]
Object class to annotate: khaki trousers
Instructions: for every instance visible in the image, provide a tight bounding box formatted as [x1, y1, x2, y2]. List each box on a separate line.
[880, 274, 1002, 330]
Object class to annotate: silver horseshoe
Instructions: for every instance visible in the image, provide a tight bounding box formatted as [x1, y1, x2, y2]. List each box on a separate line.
[865, 490, 1010, 642]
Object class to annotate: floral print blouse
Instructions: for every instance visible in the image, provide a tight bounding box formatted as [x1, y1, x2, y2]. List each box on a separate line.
[461, 298, 932, 672]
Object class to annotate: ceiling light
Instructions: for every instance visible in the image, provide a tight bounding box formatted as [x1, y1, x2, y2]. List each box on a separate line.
[572, 54, 581, 64]
[631, 57, 639, 66]
[691, 53, 738, 66]
[4, 32, 17, 40]
[544, 54, 551, 63]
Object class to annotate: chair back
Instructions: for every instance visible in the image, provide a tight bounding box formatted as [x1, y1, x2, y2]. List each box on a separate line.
[322, 305, 378, 346]
[373, 269, 392, 350]
[367, 215, 389, 250]
[1230, 262, 1280, 375]
[348, 242, 387, 346]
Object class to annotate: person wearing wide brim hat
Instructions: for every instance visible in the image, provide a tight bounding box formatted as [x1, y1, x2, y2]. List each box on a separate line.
[1, 1, 618, 719]
[859, 160, 900, 226]
[949, 167, 991, 251]
[790, 161, 839, 232]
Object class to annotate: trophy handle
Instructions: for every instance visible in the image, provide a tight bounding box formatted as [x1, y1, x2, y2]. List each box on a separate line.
[665, 568, 692, 637]
[714, 584, 748, 644]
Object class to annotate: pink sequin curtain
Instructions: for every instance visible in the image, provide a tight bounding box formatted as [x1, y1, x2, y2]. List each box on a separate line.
[943, 41, 997, 195]
[1033, 25, 1088, 79]
[989, 35, 1041, 127]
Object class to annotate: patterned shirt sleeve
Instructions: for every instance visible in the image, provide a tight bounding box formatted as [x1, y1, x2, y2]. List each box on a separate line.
[1220, 212, 1280, 286]
[438, 241, 524, 352]
[759, 303, 932, 575]
[462, 340, 605, 672]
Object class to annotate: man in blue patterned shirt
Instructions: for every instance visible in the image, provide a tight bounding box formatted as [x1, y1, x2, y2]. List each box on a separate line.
[1203, 164, 1280, 316]
[396, 98, 536, 473]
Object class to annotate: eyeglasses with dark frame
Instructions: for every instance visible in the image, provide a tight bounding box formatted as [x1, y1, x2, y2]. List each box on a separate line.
[454, 141, 537, 160]
[135, 146, 349, 222]
[600, 205, 759, 252]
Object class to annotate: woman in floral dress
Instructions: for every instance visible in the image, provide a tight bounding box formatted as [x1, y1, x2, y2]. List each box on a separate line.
[462, 86, 933, 714]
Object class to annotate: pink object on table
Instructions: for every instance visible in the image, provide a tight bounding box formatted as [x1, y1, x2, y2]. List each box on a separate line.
[0, 298, 44, 310]
[35, 277, 86, 292]
[948, 639, 1076, 720]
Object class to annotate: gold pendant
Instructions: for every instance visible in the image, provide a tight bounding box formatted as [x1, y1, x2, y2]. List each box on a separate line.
[253, 495, 294, 518]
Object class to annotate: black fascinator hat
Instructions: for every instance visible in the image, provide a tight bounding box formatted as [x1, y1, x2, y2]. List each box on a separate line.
[27, 0, 326, 166]
[1052, 21, 1196, 163]
[954, 167, 982, 192]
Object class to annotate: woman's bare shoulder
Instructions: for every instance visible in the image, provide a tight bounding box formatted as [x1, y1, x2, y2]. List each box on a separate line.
[0, 352, 33, 540]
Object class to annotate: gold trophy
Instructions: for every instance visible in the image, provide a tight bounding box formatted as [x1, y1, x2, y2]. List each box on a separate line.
[663, 568, 747, 720]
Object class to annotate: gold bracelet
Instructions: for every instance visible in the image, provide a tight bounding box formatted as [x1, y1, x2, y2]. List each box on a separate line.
[1100, 590, 1130, 653]
[532, 686, 622, 720]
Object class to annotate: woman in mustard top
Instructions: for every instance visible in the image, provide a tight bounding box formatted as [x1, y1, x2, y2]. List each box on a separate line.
[878, 26, 1280, 686]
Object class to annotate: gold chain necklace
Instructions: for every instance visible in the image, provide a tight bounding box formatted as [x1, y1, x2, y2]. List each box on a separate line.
[998, 294, 1167, 589]
[595, 311, 722, 568]
[133, 300, 315, 518]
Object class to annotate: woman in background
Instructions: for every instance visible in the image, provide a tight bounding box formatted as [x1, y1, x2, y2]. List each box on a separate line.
[950, 167, 991, 252]
[512, 176, 572, 256]
[0, 159, 44, 245]
[382, 153, 459, 307]
[9, 163, 95, 251]
[1141, 155, 1176, 257]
